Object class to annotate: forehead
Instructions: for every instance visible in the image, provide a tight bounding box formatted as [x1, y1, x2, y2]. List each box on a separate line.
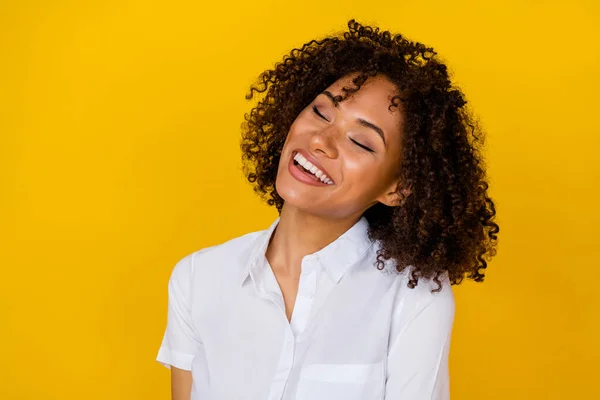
[324, 73, 403, 134]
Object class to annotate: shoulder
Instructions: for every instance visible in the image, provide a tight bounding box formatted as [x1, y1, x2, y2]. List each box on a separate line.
[191, 229, 263, 270]
[168, 228, 265, 283]
[392, 268, 455, 330]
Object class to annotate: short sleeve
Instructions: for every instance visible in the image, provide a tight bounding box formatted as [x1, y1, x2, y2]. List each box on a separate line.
[156, 253, 203, 371]
[384, 276, 456, 399]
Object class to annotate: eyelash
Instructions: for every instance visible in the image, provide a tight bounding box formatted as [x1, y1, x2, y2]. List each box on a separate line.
[312, 105, 374, 153]
[351, 138, 374, 152]
[312, 105, 327, 120]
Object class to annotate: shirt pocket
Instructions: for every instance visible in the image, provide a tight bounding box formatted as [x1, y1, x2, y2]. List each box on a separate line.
[295, 361, 385, 400]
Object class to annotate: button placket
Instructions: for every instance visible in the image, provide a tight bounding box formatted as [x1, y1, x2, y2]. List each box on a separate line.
[289, 258, 318, 338]
[299, 270, 317, 299]
[267, 327, 296, 400]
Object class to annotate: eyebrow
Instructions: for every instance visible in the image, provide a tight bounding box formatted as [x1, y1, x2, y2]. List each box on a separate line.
[321, 90, 387, 146]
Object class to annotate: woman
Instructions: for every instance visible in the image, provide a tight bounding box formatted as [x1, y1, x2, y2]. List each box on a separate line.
[156, 20, 499, 400]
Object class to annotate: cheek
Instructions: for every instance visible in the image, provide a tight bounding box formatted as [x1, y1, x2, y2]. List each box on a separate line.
[280, 122, 302, 150]
[344, 160, 392, 194]
[344, 154, 380, 176]
[344, 159, 378, 187]
[280, 122, 304, 149]
[288, 117, 312, 137]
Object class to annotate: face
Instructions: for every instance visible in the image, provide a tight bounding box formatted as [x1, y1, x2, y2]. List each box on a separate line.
[275, 73, 405, 219]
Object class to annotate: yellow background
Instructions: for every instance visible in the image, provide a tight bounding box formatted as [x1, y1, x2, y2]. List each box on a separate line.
[1, 0, 598, 398]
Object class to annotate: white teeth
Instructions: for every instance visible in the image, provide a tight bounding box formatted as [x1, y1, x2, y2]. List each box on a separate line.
[293, 152, 334, 184]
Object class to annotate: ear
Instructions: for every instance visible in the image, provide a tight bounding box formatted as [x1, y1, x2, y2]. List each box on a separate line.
[376, 180, 411, 207]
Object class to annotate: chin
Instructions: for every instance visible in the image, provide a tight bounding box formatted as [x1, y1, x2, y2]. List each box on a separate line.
[275, 180, 319, 210]
[276, 181, 312, 207]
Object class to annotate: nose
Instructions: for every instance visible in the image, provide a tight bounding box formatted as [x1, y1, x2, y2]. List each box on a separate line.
[309, 124, 340, 159]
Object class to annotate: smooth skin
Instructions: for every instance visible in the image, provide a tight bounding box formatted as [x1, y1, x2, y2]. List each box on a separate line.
[171, 366, 193, 400]
[170, 73, 408, 398]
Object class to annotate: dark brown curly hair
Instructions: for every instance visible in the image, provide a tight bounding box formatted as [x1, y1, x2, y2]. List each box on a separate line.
[240, 19, 499, 291]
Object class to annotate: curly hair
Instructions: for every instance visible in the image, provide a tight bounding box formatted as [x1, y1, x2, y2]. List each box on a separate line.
[240, 19, 499, 291]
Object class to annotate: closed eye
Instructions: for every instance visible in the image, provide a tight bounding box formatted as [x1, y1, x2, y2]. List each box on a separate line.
[312, 105, 328, 121]
[350, 138, 374, 153]
[313, 105, 374, 153]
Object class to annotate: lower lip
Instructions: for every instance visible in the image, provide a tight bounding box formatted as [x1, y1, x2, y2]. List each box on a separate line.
[288, 152, 332, 187]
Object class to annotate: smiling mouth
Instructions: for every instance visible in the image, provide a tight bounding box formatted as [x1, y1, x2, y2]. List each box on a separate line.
[291, 151, 334, 185]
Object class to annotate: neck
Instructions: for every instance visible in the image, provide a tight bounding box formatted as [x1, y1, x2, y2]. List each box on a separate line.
[265, 203, 363, 277]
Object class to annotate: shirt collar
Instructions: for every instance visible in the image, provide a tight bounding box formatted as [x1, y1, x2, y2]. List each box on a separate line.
[239, 215, 374, 287]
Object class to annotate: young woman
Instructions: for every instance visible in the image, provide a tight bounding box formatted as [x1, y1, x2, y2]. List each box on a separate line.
[156, 20, 499, 400]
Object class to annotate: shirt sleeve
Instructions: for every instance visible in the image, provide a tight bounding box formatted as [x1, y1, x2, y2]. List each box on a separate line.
[156, 253, 203, 371]
[384, 277, 456, 400]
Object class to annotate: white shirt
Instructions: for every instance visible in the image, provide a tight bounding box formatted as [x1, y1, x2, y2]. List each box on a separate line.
[156, 215, 455, 400]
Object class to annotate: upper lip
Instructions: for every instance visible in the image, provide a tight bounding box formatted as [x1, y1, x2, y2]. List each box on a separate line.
[293, 149, 334, 183]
